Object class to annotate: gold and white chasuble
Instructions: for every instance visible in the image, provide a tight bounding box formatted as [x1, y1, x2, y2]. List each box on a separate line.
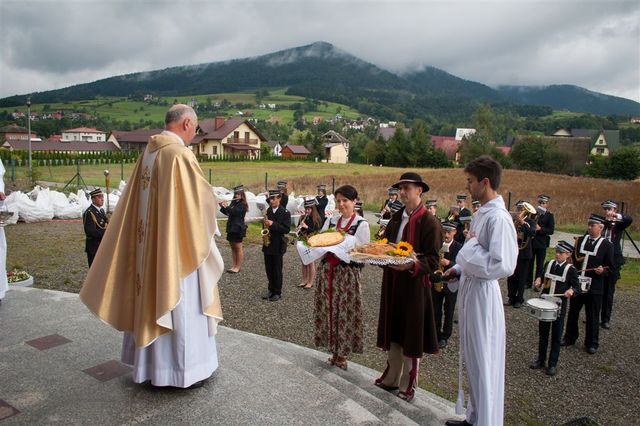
[80, 132, 223, 349]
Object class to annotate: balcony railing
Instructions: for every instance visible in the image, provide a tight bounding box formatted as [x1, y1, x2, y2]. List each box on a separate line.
[225, 138, 259, 145]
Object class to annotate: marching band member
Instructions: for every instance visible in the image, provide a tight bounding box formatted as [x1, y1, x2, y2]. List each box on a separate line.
[296, 199, 323, 289]
[506, 201, 537, 308]
[219, 185, 248, 274]
[562, 214, 614, 354]
[471, 200, 480, 214]
[314, 185, 370, 371]
[530, 194, 555, 291]
[530, 240, 579, 376]
[83, 188, 109, 267]
[430, 221, 462, 349]
[375, 172, 441, 403]
[355, 200, 364, 217]
[261, 189, 291, 302]
[315, 184, 328, 219]
[277, 181, 289, 212]
[425, 199, 438, 219]
[380, 187, 400, 219]
[600, 200, 633, 329]
[453, 194, 471, 245]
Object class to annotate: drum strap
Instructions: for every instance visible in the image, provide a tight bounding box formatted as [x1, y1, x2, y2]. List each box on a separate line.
[544, 261, 570, 296]
[578, 237, 604, 278]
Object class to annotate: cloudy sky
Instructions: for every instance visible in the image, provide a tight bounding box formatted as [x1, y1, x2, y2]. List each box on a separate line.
[1, 0, 638, 102]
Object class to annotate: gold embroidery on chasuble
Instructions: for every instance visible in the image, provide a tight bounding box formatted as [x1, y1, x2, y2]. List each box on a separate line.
[137, 219, 145, 245]
[141, 166, 151, 190]
[136, 273, 142, 296]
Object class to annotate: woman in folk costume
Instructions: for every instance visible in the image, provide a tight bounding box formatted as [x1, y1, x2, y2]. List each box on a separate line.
[296, 198, 323, 289]
[443, 156, 518, 426]
[80, 105, 224, 389]
[0, 158, 7, 303]
[314, 185, 370, 370]
[375, 172, 442, 403]
[219, 185, 248, 273]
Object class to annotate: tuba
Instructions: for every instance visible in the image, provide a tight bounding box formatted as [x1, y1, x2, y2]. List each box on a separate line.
[573, 236, 585, 263]
[259, 203, 270, 247]
[433, 245, 450, 292]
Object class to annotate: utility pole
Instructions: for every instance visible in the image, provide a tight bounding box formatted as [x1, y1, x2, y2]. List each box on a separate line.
[27, 96, 32, 181]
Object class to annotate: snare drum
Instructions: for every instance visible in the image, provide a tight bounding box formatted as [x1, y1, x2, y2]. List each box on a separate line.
[525, 298, 560, 322]
[579, 276, 592, 293]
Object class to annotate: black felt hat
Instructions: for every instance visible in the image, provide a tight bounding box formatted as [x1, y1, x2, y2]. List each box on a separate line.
[391, 172, 429, 192]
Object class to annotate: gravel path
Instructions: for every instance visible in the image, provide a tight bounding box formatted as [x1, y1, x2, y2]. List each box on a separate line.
[6, 221, 640, 425]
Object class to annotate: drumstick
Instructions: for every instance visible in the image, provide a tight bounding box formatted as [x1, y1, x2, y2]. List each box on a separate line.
[576, 266, 609, 273]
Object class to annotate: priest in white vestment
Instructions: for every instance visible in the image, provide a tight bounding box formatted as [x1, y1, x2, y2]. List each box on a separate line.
[0, 159, 7, 302]
[444, 156, 517, 426]
[80, 105, 223, 388]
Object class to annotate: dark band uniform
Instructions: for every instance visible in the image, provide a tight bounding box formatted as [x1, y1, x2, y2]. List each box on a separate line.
[601, 200, 633, 325]
[429, 222, 462, 346]
[277, 181, 289, 212]
[563, 217, 614, 352]
[83, 202, 108, 267]
[507, 209, 536, 305]
[263, 190, 292, 299]
[534, 243, 579, 372]
[316, 185, 328, 219]
[220, 199, 248, 243]
[453, 196, 472, 245]
[530, 196, 555, 287]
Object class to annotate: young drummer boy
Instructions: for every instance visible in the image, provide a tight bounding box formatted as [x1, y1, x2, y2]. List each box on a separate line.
[529, 240, 580, 376]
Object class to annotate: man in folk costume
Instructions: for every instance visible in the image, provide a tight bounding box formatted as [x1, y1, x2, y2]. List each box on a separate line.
[442, 156, 517, 426]
[0, 158, 7, 304]
[600, 200, 633, 329]
[530, 240, 580, 376]
[506, 200, 536, 308]
[261, 189, 291, 302]
[80, 105, 224, 388]
[375, 172, 442, 403]
[315, 184, 328, 219]
[82, 188, 109, 267]
[430, 221, 462, 349]
[562, 214, 614, 354]
[529, 194, 555, 291]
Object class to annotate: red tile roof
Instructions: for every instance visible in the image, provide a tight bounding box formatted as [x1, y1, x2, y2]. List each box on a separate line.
[193, 118, 267, 144]
[109, 129, 163, 143]
[63, 127, 104, 133]
[282, 144, 311, 155]
[431, 136, 460, 160]
[2, 138, 119, 152]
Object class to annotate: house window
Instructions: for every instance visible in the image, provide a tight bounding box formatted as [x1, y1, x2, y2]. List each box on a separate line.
[244, 132, 250, 142]
[213, 146, 218, 155]
[234, 131, 239, 141]
[596, 148, 605, 154]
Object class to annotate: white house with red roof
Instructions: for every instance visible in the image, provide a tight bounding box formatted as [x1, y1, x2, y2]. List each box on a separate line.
[191, 117, 267, 159]
[61, 127, 106, 143]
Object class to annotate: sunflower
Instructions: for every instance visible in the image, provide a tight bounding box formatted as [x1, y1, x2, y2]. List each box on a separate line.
[376, 238, 388, 244]
[393, 241, 413, 257]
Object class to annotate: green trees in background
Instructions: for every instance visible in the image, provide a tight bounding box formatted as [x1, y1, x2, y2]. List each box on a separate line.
[585, 145, 640, 180]
[510, 137, 571, 174]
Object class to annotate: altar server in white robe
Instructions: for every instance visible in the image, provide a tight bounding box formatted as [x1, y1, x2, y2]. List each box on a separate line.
[80, 105, 223, 388]
[443, 155, 517, 426]
[0, 158, 7, 303]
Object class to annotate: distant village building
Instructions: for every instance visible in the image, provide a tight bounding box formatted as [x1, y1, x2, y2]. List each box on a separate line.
[61, 127, 106, 143]
[552, 128, 620, 157]
[455, 128, 476, 141]
[264, 141, 283, 157]
[376, 127, 410, 142]
[191, 117, 266, 159]
[107, 129, 164, 152]
[281, 144, 311, 160]
[630, 117, 640, 124]
[0, 124, 38, 144]
[321, 130, 350, 163]
[431, 136, 460, 162]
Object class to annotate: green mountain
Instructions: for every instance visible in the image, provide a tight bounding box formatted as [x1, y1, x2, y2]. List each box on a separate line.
[1, 41, 638, 118]
[497, 84, 640, 116]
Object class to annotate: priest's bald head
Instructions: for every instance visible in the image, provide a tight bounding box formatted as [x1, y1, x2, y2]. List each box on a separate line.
[165, 104, 198, 144]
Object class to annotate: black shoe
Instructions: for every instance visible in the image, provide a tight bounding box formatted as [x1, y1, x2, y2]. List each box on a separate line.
[586, 347, 597, 355]
[601, 322, 610, 329]
[546, 366, 557, 376]
[262, 291, 273, 300]
[529, 360, 545, 369]
[513, 301, 522, 309]
[445, 420, 472, 426]
[560, 339, 574, 347]
[503, 299, 514, 306]
[438, 339, 448, 348]
[268, 294, 281, 302]
[374, 381, 399, 393]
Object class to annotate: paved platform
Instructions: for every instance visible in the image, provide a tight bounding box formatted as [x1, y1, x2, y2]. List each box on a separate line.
[0, 287, 459, 425]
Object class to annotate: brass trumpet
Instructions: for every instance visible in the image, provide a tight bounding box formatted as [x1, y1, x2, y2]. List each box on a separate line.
[510, 201, 537, 250]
